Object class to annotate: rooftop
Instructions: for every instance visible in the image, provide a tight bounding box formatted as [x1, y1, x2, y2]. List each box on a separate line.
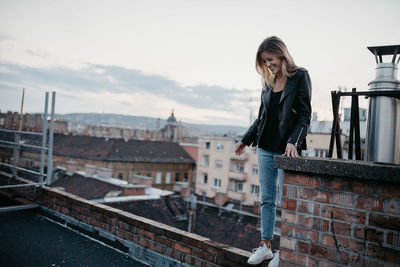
[52, 134, 195, 164]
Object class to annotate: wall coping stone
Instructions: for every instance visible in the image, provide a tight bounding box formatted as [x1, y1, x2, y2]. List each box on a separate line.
[274, 156, 400, 183]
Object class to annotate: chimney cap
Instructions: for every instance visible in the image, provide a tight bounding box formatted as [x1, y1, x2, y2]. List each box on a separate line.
[367, 45, 400, 56]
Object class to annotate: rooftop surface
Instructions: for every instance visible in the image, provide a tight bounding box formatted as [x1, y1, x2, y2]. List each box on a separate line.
[0, 209, 147, 267]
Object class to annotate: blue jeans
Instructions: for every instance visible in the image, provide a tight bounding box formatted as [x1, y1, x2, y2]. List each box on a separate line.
[258, 147, 284, 240]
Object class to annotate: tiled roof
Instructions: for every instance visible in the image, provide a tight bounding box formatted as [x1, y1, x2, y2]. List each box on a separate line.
[53, 134, 195, 164]
[108, 197, 188, 231]
[50, 172, 122, 199]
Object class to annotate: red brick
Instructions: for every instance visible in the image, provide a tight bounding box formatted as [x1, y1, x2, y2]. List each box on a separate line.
[280, 224, 319, 243]
[327, 247, 348, 264]
[355, 197, 384, 212]
[387, 232, 400, 248]
[321, 234, 349, 248]
[280, 236, 297, 250]
[368, 243, 400, 264]
[284, 173, 321, 187]
[193, 248, 214, 263]
[282, 198, 297, 211]
[321, 206, 365, 224]
[283, 185, 298, 199]
[155, 235, 173, 247]
[174, 242, 192, 255]
[330, 193, 354, 207]
[299, 188, 330, 203]
[280, 248, 307, 266]
[377, 183, 400, 199]
[351, 256, 380, 267]
[353, 226, 383, 243]
[297, 241, 309, 254]
[369, 214, 400, 231]
[183, 255, 194, 265]
[281, 210, 298, 225]
[297, 200, 320, 216]
[310, 243, 327, 258]
[310, 217, 329, 231]
[347, 239, 365, 253]
[324, 177, 349, 191]
[386, 199, 400, 215]
[307, 256, 317, 266]
[332, 221, 351, 236]
[350, 180, 370, 195]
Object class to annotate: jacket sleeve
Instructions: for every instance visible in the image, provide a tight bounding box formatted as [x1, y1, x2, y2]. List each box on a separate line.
[287, 70, 312, 148]
[241, 97, 264, 146]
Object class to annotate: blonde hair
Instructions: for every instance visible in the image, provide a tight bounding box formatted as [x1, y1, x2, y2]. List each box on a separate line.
[256, 36, 298, 89]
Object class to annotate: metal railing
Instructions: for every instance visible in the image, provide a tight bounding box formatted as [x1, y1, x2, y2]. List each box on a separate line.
[0, 92, 56, 202]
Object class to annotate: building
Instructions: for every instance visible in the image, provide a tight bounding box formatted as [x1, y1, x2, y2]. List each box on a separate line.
[73, 109, 194, 143]
[20, 134, 196, 191]
[303, 109, 367, 159]
[195, 136, 261, 207]
[0, 111, 69, 133]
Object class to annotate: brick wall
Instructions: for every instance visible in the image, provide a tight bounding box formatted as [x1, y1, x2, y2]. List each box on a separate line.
[275, 156, 400, 267]
[0, 173, 266, 266]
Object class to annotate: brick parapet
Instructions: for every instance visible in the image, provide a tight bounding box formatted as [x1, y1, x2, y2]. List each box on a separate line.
[275, 157, 400, 266]
[0, 173, 265, 266]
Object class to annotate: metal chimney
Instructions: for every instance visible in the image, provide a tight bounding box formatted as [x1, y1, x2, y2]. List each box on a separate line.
[365, 45, 400, 164]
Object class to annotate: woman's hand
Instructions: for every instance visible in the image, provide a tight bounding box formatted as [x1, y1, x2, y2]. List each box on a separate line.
[283, 143, 299, 158]
[235, 141, 246, 156]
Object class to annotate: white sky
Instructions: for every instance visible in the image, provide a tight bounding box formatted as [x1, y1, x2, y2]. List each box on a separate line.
[0, 0, 399, 126]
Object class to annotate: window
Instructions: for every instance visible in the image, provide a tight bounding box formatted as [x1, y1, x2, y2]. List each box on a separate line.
[118, 173, 123, 180]
[316, 149, 328, 158]
[203, 155, 209, 167]
[216, 141, 224, 151]
[184, 173, 188, 182]
[251, 185, 259, 196]
[165, 172, 171, 184]
[234, 182, 243, 192]
[214, 178, 221, 188]
[156, 172, 162, 184]
[234, 161, 245, 173]
[252, 164, 258, 175]
[175, 173, 180, 181]
[215, 160, 223, 170]
[203, 174, 208, 184]
[205, 142, 210, 149]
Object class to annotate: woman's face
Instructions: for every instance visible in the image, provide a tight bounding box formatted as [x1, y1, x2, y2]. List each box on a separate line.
[261, 51, 282, 76]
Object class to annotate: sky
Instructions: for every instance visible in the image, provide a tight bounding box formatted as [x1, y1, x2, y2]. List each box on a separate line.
[0, 0, 399, 127]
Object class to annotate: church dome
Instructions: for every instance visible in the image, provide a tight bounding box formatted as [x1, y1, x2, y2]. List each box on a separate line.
[167, 109, 177, 123]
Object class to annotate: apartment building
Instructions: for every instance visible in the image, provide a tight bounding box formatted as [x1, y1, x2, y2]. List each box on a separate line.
[195, 136, 261, 206]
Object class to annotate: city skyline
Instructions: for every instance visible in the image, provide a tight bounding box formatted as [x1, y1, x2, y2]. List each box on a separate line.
[1, 0, 399, 126]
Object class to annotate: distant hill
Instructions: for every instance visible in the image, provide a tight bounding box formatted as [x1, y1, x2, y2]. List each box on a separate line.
[57, 113, 247, 137]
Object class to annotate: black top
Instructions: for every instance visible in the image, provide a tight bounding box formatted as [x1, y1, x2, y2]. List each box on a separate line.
[258, 90, 286, 153]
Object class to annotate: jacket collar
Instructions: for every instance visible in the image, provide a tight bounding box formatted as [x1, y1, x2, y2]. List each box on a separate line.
[262, 75, 296, 109]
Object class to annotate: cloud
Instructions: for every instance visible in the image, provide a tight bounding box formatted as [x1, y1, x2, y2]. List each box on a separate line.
[25, 49, 49, 59]
[0, 33, 12, 41]
[0, 62, 249, 121]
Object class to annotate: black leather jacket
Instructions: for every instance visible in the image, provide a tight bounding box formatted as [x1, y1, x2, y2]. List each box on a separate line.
[241, 68, 312, 151]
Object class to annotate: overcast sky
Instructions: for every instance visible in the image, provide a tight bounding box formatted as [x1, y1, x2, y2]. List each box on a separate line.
[0, 0, 399, 126]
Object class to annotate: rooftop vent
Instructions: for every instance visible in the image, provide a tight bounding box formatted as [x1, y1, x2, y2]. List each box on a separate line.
[365, 45, 400, 163]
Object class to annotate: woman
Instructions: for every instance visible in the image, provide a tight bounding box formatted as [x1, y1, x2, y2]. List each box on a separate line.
[235, 36, 311, 265]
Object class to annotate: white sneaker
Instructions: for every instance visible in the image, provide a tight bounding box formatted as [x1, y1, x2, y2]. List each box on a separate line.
[268, 251, 279, 267]
[247, 243, 273, 265]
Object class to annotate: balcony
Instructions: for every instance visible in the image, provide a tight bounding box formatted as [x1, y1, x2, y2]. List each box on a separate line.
[227, 190, 246, 201]
[228, 171, 247, 181]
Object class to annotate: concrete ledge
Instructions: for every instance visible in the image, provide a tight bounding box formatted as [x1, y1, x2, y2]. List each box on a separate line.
[274, 156, 400, 183]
